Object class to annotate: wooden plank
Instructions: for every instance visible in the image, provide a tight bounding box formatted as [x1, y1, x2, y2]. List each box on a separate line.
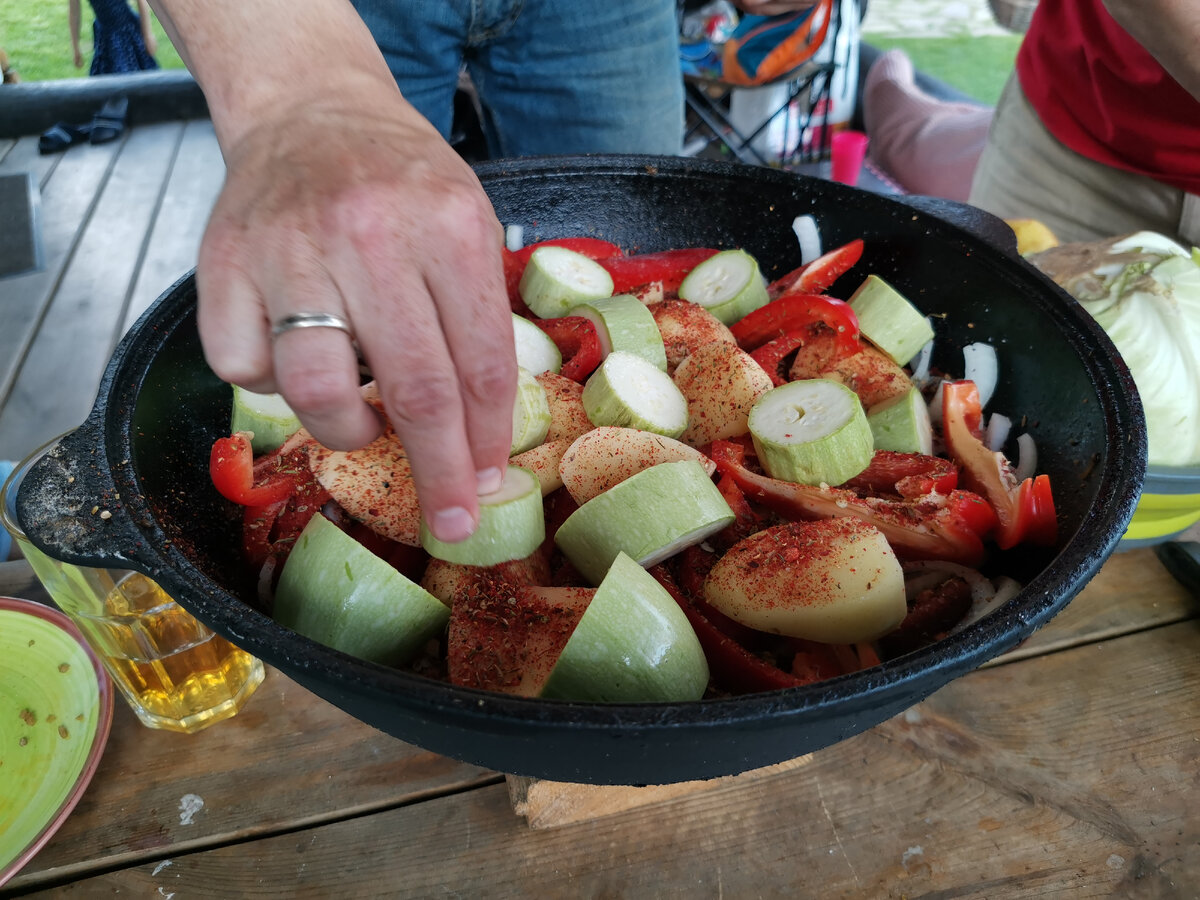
[0, 138, 117, 416]
[508, 754, 814, 830]
[5, 665, 498, 894]
[124, 119, 224, 332]
[0, 122, 184, 462]
[0, 134, 64, 188]
[24, 621, 1197, 897]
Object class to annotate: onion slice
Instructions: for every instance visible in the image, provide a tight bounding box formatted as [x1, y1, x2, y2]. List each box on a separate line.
[985, 412, 1011, 452]
[909, 334, 934, 388]
[963, 343, 998, 408]
[1014, 433, 1038, 482]
[927, 379, 945, 427]
[792, 215, 821, 265]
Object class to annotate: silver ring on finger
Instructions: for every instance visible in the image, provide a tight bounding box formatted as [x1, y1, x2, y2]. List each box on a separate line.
[271, 312, 354, 340]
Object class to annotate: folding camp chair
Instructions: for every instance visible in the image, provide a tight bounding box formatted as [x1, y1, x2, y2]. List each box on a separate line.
[680, 0, 850, 168]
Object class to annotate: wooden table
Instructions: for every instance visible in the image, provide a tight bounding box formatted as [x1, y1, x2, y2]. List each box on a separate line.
[3, 118, 1199, 897]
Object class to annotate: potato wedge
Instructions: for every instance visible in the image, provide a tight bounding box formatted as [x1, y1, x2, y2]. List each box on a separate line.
[650, 299, 737, 374]
[559, 426, 716, 505]
[511, 438, 572, 495]
[674, 340, 773, 447]
[703, 518, 906, 644]
[789, 331, 914, 409]
[536, 371, 594, 444]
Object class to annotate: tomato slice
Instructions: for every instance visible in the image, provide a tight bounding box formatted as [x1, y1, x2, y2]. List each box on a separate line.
[941, 380, 1058, 550]
[767, 238, 864, 298]
[730, 292, 861, 359]
[210, 433, 295, 507]
[599, 247, 719, 294]
[534, 316, 604, 382]
[710, 439, 996, 566]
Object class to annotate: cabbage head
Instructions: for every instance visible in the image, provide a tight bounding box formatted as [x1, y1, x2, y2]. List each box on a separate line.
[1033, 232, 1200, 467]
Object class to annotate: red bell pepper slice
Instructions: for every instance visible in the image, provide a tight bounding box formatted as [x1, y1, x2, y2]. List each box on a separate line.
[767, 238, 864, 298]
[513, 237, 625, 265]
[534, 316, 604, 382]
[501, 248, 534, 317]
[941, 380, 1058, 550]
[844, 451, 959, 498]
[749, 330, 808, 387]
[729, 292, 861, 359]
[650, 565, 805, 693]
[210, 433, 296, 507]
[710, 439, 996, 566]
[600, 247, 719, 294]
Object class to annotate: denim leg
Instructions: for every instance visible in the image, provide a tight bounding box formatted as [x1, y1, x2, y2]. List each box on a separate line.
[468, 0, 683, 157]
[350, 0, 471, 138]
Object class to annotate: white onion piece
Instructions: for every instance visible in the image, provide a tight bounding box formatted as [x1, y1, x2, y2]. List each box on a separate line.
[257, 555, 279, 610]
[951, 574, 1023, 635]
[962, 343, 998, 408]
[990, 576, 1023, 606]
[927, 379, 946, 427]
[505, 224, 525, 252]
[985, 413, 1011, 452]
[792, 215, 821, 265]
[1014, 433, 1038, 482]
[910, 334, 934, 387]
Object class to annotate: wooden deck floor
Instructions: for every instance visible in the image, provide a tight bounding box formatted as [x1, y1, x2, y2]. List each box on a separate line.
[0, 118, 224, 464]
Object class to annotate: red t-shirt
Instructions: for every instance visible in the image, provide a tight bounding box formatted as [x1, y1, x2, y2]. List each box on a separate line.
[1016, 0, 1200, 195]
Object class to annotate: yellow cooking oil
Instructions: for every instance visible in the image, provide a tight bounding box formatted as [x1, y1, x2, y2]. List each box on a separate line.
[93, 572, 264, 733]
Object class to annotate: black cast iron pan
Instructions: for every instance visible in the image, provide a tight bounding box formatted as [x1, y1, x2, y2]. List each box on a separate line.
[16, 156, 1146, 785]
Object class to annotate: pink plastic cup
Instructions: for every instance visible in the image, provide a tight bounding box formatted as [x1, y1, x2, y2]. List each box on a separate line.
[830, 129, 869, 186]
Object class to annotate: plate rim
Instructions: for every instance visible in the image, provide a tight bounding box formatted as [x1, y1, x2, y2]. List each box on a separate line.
[0, 595, 114, 888]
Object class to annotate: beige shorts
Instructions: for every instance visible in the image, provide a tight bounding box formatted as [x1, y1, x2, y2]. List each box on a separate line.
[968, 74, 1200, 246]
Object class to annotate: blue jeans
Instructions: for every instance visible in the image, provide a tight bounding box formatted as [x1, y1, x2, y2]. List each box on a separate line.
[351, 0, 684, 157]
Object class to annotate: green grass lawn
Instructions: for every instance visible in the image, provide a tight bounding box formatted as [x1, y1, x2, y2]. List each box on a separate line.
[861, 34, 1023, 106]
[0, 0, 184, 83]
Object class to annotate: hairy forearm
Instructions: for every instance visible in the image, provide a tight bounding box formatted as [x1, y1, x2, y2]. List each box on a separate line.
[148, 0, 399, 147]
[1103, 0, 1200, 101]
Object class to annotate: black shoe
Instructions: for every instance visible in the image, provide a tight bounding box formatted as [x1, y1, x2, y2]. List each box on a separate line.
[38, 121, 92, 154]
[89, 95, 129, 145]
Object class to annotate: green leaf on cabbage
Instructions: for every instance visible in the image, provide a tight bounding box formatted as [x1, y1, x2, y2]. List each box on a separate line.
[1033, 232, 1200, 467]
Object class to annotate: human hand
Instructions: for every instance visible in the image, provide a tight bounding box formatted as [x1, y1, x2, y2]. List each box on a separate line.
[196, 83, 517, 543]
[732, 0, 820, 13]
[144, 32, 158, 56]
[73, 47, 84, 68]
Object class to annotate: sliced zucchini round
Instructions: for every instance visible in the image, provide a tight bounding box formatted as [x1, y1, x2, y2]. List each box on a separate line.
[748, 378, 873, 485]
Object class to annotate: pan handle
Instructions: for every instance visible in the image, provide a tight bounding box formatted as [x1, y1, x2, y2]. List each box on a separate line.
[897, 195, 1020, 257]
[15, 419, 152, 571]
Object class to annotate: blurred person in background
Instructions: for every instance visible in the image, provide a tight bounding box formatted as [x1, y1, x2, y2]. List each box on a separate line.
[71, 0, 158, 75]
[863, 0, 1200, 247]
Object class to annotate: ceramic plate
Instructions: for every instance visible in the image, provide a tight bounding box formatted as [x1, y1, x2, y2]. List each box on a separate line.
[0, 596, 113, 887]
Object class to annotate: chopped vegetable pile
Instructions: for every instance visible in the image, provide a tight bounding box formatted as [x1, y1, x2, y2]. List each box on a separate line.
[210, 227, 1059, 702]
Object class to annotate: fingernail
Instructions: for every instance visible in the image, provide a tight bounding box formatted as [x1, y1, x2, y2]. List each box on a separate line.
[431, 506, 476, 543]
[476, 467, 504, 495]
